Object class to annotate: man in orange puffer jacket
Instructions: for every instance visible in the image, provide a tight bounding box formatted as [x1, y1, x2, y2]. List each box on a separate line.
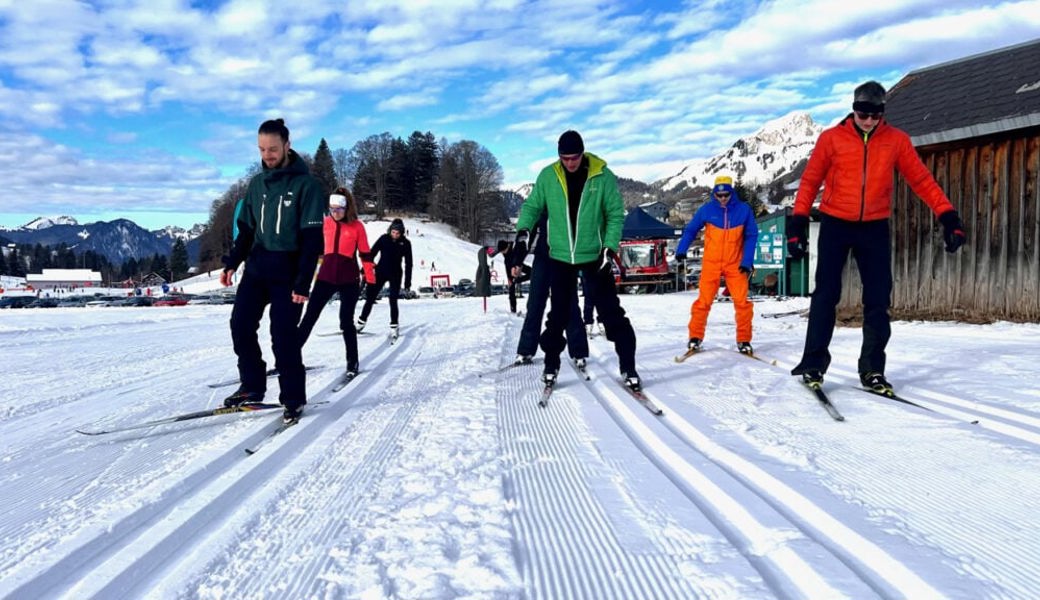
[788, 81, 967, 395]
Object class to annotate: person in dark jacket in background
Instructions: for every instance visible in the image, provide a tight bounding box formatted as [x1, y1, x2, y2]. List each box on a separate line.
[220, 118, 324, 424]
[297, 188, 375, 376]
[356, 218, 413, 336]
[504, 211, 589, 367]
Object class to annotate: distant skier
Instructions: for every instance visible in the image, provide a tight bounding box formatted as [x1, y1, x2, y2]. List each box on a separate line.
[502, 211, 589, 368]
[674, 175, 758, 355]
[297, 188, 375, 377]
[788, 80, 967, 394]
[356, 218, 413, 338]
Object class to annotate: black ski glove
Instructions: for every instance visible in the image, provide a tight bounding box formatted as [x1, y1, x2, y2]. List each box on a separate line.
[939, 210, 966, 253]
[739, 265, 753, 277]
[787, 215, 808, 259]
[674, 252, 687, 264]
[512, 229, 530, 263]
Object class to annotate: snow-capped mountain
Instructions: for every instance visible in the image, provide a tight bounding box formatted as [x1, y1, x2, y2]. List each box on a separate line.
[11, 216, 80, 230]
[153, 223, 206, 243]
[656, 111, 823, 193]
[2, 218, 206, 264]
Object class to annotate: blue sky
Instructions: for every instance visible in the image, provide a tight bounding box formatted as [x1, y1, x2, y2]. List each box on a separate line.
[1, 1, 1038, 230]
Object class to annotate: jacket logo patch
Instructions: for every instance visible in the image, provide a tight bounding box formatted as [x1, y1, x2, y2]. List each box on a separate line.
[283, 200, 292, 207]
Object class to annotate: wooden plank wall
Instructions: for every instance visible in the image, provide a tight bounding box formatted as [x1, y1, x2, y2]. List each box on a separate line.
[838, 127, 1040, 322]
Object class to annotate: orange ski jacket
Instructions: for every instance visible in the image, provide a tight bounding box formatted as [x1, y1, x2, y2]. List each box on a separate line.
[793, 115, 955, 221]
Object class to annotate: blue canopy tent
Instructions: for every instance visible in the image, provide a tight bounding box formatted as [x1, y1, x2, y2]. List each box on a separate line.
[622, 207, 681, 240]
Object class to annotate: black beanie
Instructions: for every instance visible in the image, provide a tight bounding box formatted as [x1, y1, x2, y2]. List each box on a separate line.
[389, 218, 405, 233]
[853, 81, 886, 113]
[558, 130, 584, 155]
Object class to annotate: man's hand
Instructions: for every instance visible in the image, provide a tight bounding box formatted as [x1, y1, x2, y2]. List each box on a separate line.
[787, 215, 809, 259]
[674, 252, 687, 264]
[939, 210, 967, 253]
[599, 247, 618, 274]
[739, 265, 753, 277]
[291, 292, 308, 304]
[219, 268, 235, 287]
[513, 229, 530, 258]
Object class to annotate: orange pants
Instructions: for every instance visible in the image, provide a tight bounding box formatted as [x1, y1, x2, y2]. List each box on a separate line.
[688, 262, 753, 343]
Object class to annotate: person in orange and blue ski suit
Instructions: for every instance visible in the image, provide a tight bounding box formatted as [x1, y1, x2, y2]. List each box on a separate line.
[674, 175, 758, 355]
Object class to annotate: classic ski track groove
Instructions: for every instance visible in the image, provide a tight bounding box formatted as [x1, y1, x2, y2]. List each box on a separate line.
[0, 326, 425, 599]
[764, 358, 1040, 447]
[497, 347, 699, 598]
[579, 343, 945, 599]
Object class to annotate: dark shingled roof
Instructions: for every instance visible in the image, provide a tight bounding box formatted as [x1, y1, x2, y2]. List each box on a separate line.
[885, 38, 1040, 146]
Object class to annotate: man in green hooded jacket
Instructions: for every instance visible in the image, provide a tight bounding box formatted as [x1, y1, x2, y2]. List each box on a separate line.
[512, 130, 640, 391]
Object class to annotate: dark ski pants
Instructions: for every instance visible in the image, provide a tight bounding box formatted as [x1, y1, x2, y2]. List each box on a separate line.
[230, 270, 305, 409]
[508, 264, 531, 313]
[541, 258, 635, 375]
[297, 279, 361, 372]
[517, 254, 588, 360]
[581, 274, 597, 325]
[793, 216, 892, 376]
[358, 273, 401, 325]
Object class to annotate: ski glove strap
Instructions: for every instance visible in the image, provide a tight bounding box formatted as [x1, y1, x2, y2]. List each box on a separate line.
[939, 210, 967, 253]
[787, 215, 809, 260]
[599, 247, 618, 274]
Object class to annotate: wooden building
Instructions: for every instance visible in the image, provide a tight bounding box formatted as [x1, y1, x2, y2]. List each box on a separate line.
[839, 39, 1040, 321]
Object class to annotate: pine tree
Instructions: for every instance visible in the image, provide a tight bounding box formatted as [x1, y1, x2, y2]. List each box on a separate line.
[0, 249, 8, 276]
[170, 238, 189, 281]
[7, 247, 25, 277]
[312, 138, 338, 198]
[408, 131, 439, 213]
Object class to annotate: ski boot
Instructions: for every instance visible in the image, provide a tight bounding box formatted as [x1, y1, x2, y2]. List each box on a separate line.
[623, 372, 642, 393]
[224, 388, 264, 408]
[737, 341, 753, 355]
[801, 371, 824, 390]
[542, 370, 558, 387]
[389, 324, 399, 342]
[282, 404, 304, 425]
[860, 372, 894, 396]
[355, 318, 366, 333]
[687, 337, 702, 351]
[515, 354, 534, 365]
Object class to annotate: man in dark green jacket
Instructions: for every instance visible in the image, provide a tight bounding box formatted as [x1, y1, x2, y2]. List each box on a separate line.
[220, 119, 324, 425]
[512, 130, 640, 391]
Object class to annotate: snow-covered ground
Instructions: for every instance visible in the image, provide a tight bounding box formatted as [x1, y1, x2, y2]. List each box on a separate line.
[2, 222, 1040, 599]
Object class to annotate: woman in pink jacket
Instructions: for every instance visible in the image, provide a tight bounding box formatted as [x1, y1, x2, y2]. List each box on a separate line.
[298, 188, 375, 376]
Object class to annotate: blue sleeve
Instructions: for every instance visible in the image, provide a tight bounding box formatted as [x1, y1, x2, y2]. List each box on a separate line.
[741, 205, 759, 267]
[675, 207, 706, 255]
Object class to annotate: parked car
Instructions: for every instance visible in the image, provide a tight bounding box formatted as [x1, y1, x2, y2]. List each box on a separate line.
[154, 294, 191, 306]
[27, 298, 60, 308]
[416, 286, 437, 299]
[436, 285, 456, 298]
[57, 296, 91, 307]
[0, 296, 36, 309]
[85, 296, 124, 307]
[120, 296, 156, 307]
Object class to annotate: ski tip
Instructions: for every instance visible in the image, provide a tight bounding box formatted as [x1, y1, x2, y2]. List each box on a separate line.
[75, 429, 102, 436]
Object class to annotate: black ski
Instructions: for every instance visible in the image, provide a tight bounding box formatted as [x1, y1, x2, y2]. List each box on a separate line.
[332, 371, 358, 393]
[491, 357, 535, 374]
[245, 420, 298, 455]
[762, 309, 809, 319]
[739, 351, 778, 366]
[856, 387, 933, 412]
[207, 365, 324, 389]
[801, 381, 845, 421]
[76, 402, 282, 435]
[622, 381, 664, 416]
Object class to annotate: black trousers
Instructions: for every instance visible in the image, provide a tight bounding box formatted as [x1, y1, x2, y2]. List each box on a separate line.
[517, 254, 588, 359]
[793, 216, 892, 376]
[542, 258, 636, 375]
[297, 279, 362, 371]
[358, 273, 401, 325]
[230, 265, 305, 409]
